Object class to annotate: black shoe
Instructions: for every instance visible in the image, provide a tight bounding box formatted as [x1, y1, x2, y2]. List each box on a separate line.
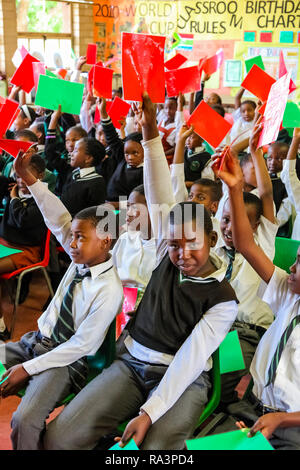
[0, 328, 10, 341]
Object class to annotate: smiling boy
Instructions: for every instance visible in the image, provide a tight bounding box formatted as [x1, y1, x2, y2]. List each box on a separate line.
[0, 150, 123, 450]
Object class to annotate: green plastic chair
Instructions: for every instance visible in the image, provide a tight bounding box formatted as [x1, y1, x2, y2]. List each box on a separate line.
[18, 319, 116, 406]
[273, 236, 300, 273]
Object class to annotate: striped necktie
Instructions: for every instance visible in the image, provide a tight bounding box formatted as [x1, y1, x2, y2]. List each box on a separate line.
[51, 268, 91, 393]
[266, 314, 300, 386]
[72, 168, 81, 180]
[223, 247, 236, 281]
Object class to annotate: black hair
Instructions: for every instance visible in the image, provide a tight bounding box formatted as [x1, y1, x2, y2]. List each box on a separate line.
[74, 204, 120, 249]
[29, 153, 46, 174]
[31, 120, 46, 143]
[66, 125, 88, 139]
[131, 184, 145, 196]
[241, 100, 256, 110]
[269, 141, 289, 154]
[123, 132, 143, 145]
[210, 93, 222, 105]
[211, 104, 225, 118]
[20, 105, 37, 123]
[243, 192, 263, 221]
[80, 137, 106, 166]
[165, 96, 177, 104]
[15, 129, 38, 142]
[192, 178, 223, 202]
[168, 201, 213, 236]
[239, 152, 252, 168]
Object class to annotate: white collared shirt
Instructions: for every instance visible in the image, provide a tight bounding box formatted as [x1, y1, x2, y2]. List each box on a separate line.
[251, 266, 300, 412]
[281, 159, 300, 241]
[23, 180, 123, 376]
[112, 230, 156, 289]
[131, 135, 238, 424]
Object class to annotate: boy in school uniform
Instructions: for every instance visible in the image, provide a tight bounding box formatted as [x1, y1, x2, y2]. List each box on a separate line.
[280, 129, 300, 241]
[215, 145, 300, 450]
[0, 151, 123, 450]
[43, 92, 238, 451]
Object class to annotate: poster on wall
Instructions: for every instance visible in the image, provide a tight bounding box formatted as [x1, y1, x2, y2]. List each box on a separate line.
[92, 0, 300, 97]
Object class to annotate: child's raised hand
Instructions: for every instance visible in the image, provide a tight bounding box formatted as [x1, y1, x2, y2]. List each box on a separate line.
[293, 127, 300, 139]
[212, 146, 244, 189]
[13, 150, 37, 186]
[178, 123, 193, 141]
[249, 115, 263, 154]
[177, 92, 184, 111]
[9, 184, 18, 199]
[97, 97, 108, 119]
[140, 92, 159, 141]
[76, 55, 87, 71]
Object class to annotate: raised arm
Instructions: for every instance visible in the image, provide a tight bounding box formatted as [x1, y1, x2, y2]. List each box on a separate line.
[13, 151, 73, 255]
[281, 128, 300, 211]
[216, 150, 275, 284]
[249, 118, 275, 223]
[170, 124, 193, 202]
[234, 87, 245, 110]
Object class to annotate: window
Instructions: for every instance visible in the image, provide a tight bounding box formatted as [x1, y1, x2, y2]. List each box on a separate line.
[16, 0, 73, 69]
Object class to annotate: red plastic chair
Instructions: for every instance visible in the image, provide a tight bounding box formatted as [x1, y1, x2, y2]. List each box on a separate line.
[0, 229, 54, 337]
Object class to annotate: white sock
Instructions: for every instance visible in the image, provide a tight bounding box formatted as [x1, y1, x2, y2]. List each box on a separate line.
[0, 317, 6, 332]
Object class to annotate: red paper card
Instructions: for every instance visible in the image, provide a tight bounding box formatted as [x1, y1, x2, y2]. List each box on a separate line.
[11, 53, 40, 94]
[279, 50, 297, 94]
[166, 65, 201, 97]
[241, 64, 276, 102]
[32, 62, 46, 91]
[122, 32, 166, 103]
[203, 49, 224, 76]
[94, 106, 100, 125]
[164, 53, 188, 71]
[107, 96, 131, 129]
[187, 100, 233, 149]
[0, 139, 35, 158]
[258, 72, 290, 148]
[0, 99, 20, 138]
[86, 43, 97, 65]
[93, 65, 113, 99]
[57, 68, 67, 79]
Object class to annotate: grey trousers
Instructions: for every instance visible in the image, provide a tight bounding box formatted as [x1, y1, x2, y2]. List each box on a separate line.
[0, 331, 72, 450]
[44, 344, 211, 451]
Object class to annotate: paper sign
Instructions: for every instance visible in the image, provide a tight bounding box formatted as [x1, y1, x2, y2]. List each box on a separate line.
[241, 64, 276, 102]
[187, 100, 232, 149]
[260, 31, 272, 42]
[107, 96, 131, 129]
[10, 53, 40, 94]
[219, 330, 245, 374]
[94, 106, 100, 125]
[245, 55, 265, 74]
[166, 65, 201, 97]
[258, 72, 290, 148]
[223, 60, 242, 87]
[203, 49, 224, 76]
[122, 32, 166, 103]
[86, 43, 97, 65]
[0, 244, 23, 258]
[0, 139, 36, 159]
[280, 31, 294, 43]
[279, 50, 297, 94]
[12, 46, 29, 68]
[45, 69, 57, 79]
[109, 439, 139, 451]
[57, 68, 67, 80]
[35, 75, 84, 115]
[244, 31, 256, 42]
[93, 65, 113, 99]
[186, 429, 274, 450]
[164, 53, 188, 71]
[33, 62, 46, 91]
[282, 101, 300, 128]
[0, 98, 19, 138]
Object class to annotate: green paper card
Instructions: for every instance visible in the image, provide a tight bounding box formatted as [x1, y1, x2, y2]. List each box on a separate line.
[0, 244, 22, 259]
[0, 361, 7, 385]
[245, 55, 265, 74]
[35, 74, 84, 115]
[109, 439, 139, 451]
[282, 101, 300, 128]
[45, 69, 57, 79]
[186, 429, 274, 450]
[219, 330, 245, 374]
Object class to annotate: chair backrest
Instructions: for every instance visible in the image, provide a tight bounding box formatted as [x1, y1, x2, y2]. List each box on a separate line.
[273, 236, 300, 273]
[86, 319, 116, 380]
[0, 229, 52, 279]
